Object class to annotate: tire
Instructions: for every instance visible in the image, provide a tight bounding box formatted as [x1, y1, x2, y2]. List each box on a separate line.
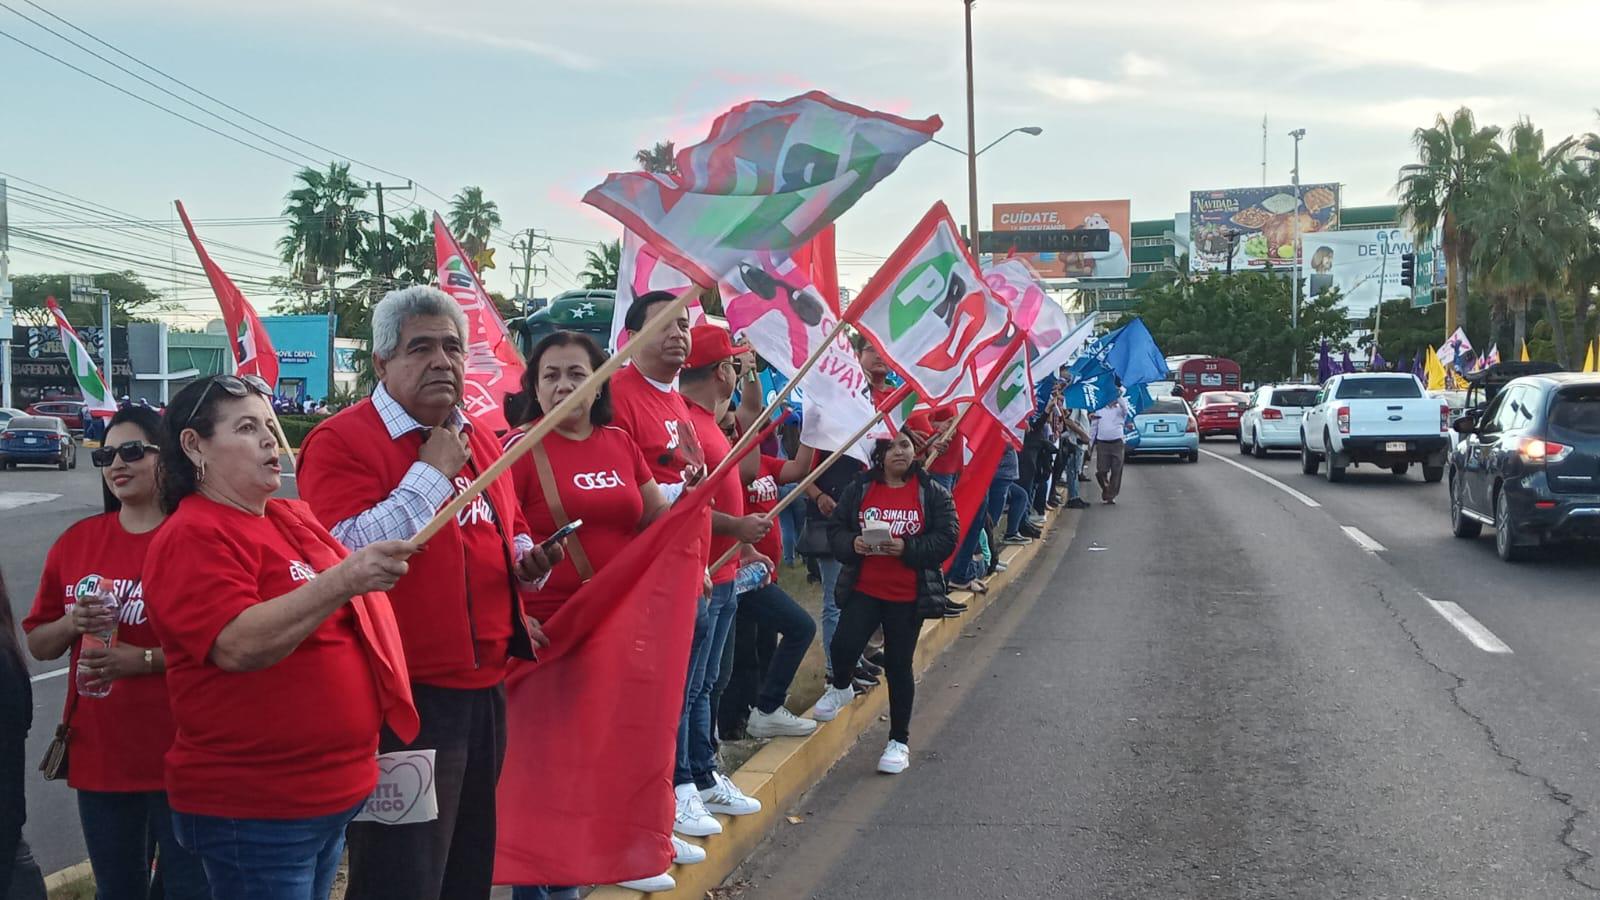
[1324, 432, 1345, 483]
[1423, 465, 1444, 484]
[1238, 430, 1251, 455]
[1450, 474, 1482, 539]
[58, 459, 68, 471]
[1495, 489, 1531, 562]
[1391, 463, 1409, 476]
[1300, 437, 1320, 475]
[1186, 450, 1200, 463]
[1252, 429, 1268, 459]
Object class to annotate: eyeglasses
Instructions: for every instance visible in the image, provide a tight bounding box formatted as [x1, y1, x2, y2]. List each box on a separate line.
[92, 441, 160, 467]
[182, 374, 272, 428]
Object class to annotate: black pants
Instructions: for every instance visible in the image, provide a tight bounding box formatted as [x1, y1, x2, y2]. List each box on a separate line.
[828, 592, 922, 744]
[346, 682, 507, 900]
[2, 835, 45, 900]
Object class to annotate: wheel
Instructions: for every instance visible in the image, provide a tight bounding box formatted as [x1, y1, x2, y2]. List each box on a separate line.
[1423, 465, 1444, 484]
[1186, 450, 1200, 463]
[1450, 473, 1482, 539]
[1391, 463, 1409, 476]
[1324, 432, 1345, 483]
[58, 459, 68, 471]
[1300, 438, 1320, 475]
[1252, 429, 1268, 459]
[1495, 489, 1531, 562]
[1238, 430, 1251, 455]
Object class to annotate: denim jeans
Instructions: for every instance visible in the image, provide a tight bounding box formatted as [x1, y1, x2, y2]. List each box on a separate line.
[817, 556, 844, 672]
[776, 483, 804, 566]
[674, 591, 713, 786]
[171, 801, 361, 900]
[736, 583, 817, 713]
[1003, 481, 1032, 537]
[1062, 443, 1084, 501]
[677, 582, 738, 787]
[948, 489, 992, 584]
[78, 790, 208, 900]
[2, 836, 46, 900]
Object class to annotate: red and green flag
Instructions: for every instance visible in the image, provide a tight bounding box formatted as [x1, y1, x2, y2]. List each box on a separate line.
[176, 200, 280, 388]
[44, 298, 115, 415]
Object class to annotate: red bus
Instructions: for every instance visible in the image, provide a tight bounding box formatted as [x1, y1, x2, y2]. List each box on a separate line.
[1167, 355, 1242, 402]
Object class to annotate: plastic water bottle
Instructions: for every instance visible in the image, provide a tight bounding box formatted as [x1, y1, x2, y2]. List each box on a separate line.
[734, 562, 771, 595]
[74, 579, 120, 700]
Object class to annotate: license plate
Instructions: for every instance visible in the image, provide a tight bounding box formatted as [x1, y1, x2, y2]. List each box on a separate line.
[23, 438, 37, 445]
[1227, 412, 1239, 418]
[1385, 441, 1407, 452]
[1155, 424, 1170, 433]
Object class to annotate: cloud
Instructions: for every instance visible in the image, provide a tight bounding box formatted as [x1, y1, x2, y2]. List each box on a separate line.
[388, 19, 599, 71]
[1028, 74, 1133, 105]
[1120, 52, 1168, 80]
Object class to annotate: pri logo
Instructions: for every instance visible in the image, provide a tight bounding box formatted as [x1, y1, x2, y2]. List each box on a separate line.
[73, 574, 107, 605]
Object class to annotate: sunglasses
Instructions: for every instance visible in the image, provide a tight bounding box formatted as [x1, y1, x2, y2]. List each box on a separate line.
[92, 441, 160, 467]
[183, 374, 273, 428]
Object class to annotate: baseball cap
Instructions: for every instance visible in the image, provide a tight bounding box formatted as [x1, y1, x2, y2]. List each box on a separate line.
[685, 325, 753, 370]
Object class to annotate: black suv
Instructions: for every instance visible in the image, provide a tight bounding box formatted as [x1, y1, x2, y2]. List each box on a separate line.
[1448, 373, 1600, 561]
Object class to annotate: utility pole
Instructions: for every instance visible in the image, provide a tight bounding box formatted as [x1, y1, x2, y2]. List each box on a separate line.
[1374, 244, 1389, 357]
[368, 181, 412, 284]
[1261, 115, 1268, 186]
[509, 229, 550, 303]
[963, 0, 980, 251]
[1289, 128, 1306, 380]
[0, 177, 10, 407]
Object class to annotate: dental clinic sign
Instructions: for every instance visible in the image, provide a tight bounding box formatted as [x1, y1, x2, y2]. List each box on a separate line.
[1304, 227, 1414, 319]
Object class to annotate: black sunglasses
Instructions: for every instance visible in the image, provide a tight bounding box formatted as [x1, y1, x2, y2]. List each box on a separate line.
[182, 374, 273, 428]
[92, 441, 160, 467]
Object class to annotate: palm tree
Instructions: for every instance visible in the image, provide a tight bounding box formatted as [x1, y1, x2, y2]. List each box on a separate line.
[277, 162, 370, 297]
[1397, 107, 1503, 332]
[579, 239, 621, 289]
[448, 186, 502, 264]
[390, 208, 436, 287]
[1556, 129, 1600, 366]
[635, 140, 679, 176]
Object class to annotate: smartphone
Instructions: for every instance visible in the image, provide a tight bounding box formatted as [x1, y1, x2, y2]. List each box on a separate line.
[540, 519, 583, 551]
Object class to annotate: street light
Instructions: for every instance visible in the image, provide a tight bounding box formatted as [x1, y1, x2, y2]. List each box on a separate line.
[929, 126, 1044, 159]
[1288, 127, 1306, 380]
[928, 125, 1044, 250]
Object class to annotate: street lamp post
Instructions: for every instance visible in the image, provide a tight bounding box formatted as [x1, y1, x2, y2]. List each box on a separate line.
[964, 0, 978, 251]
[929, 123, 1044, 248]
[1289, 128, 1306, 380]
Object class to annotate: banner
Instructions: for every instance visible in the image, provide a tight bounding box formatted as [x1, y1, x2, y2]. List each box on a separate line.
[945, 411, 1007, 568]
[981, 257, 1089, 381]
[43, 298, 115, 414]
[1438, 327, 1474, 371]
[848, 202, 1011, 403]
[989, 199, 1130, 279]
[1303, 227, 1415, 318]
[432, 213, 526, 432]
[583, 91, 940, 289]
[609, 230, 707, 352]
[176, 200, 279, 387]
[1189, 183, 1340, 273]
[979, 337, 1032, 448]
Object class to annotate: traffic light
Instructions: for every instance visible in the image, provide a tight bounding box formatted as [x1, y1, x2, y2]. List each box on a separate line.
[1400, 252, 1416, 287]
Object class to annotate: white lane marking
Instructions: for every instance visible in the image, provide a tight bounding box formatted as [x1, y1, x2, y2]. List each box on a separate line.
[1419, 592, 1513, 654]
[1341, 525, 1387, 553]
[30, 667, 69, 684]
[0, 491, 62, 511]
[1198, 449, 1321, 508]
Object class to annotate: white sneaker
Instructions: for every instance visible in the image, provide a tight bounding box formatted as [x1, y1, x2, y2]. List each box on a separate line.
[1025, 513, 1047, 528]
[746, 704, 819, 738]
[673, 783, 722, 837]
[671, 834, 706, 865]
[877, 739, 911, 774]
[700, 771, 761, 816]
[812, 684, 857, 722]
[618, 871, 676, 893]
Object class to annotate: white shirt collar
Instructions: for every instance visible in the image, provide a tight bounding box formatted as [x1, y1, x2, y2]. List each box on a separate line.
[630, 362, 678, 393]
[372, 383, 469, 440]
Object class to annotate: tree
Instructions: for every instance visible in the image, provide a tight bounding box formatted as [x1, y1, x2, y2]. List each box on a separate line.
[277, 162, 370, 302]
[1556, 128, 1600, 367]
[1397, 108, 1504, 333]
[579, 240, 621, 289]
[635, 140, 679, 176]
[349, 208, 435, 291]
[448, 186, 502, 266]
[8, 272, 168, 325]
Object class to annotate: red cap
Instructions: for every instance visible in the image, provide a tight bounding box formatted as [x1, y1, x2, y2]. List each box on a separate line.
[685, 324, 753, 369]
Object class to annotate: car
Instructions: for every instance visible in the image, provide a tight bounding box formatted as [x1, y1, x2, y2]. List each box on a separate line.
[1239, 384, 1318, 457]
[0, 416, 77, 470]
[1300, 373, 1450, 483]
[1128, 398, 1199, 462]
[0, 408, 25, 430]
[25, 401, 87, 432]
[1192, 391, 1250, 439]
[1447, 373, 1600, 562]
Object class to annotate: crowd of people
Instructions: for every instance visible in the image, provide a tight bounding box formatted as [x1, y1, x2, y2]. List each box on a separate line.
[0, 284, 1132, 900]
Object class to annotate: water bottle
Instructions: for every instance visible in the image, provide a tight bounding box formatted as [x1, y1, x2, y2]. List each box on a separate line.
[734, 561, 771, 595]
[74, 579, 120, 700]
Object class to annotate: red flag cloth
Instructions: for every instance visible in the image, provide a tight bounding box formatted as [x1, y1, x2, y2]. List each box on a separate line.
[944, 411, 1007, 569]
[175, 200, 280, 388]
[792, 225, 841, 317]
[433, 213, 526, 432]
[493, 487, 716, 887]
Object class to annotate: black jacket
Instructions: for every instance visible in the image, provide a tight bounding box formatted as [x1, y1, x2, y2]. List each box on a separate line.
[826, 469, 959, 619]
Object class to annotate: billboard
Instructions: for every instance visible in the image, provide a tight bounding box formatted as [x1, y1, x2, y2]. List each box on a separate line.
[1188, 183, 1340, 272]
[1304, 228, 1415, 318]
[991, 200, 1130, 280]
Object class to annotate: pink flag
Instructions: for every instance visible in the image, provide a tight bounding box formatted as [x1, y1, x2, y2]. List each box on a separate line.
[176, 200, 280, 388]
[433, 213, 526, 432]
[608, 230, 708, 351]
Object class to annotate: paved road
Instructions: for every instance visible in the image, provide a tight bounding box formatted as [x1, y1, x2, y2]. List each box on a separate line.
[736, 443, 1600, 899]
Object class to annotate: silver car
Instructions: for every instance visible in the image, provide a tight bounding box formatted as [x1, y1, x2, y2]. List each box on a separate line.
[1238, 384, 1319, 457]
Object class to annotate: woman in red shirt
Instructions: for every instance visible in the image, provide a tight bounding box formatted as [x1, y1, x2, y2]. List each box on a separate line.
[141, 375, 418, 900]
[23, 405, 210, 899]
[812, 420, 958, 775]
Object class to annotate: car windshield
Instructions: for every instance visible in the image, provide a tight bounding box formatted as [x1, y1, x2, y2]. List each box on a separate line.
[1270, 389, 1318, 408]
[1334, 377, 1422, 400]
[10, 417, 56, 430]
[1144, 400, 1189, 416]
[1549, 390, 1600, 437]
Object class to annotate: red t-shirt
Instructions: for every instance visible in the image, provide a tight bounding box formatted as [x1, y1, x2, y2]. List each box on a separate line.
[509, 426, 653, 621]
[926, 407, 964, 476]
[853, 480, 924, 602]
[23, 514, 174, 792]
[686, 402, 743, 585]
[609, 365, 704, 486]
[143, 496, 383, 819]
[743, 456, 787, 566]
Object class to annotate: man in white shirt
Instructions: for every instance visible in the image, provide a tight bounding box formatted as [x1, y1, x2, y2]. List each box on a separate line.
[1088, 390, 1134, 504]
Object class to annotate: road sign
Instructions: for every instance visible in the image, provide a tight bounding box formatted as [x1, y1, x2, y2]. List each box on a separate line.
[978, 228, 1109, 254]
[1412, 245, 1437, 309]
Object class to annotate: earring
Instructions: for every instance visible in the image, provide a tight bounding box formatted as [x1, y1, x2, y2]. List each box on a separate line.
[197, 458, 207, 484]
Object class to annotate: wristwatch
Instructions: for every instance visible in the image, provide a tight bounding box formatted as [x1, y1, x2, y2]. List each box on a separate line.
[143, 648, 155, 673]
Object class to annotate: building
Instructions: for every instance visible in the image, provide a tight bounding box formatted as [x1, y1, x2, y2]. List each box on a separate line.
[258, 314, 365, 404]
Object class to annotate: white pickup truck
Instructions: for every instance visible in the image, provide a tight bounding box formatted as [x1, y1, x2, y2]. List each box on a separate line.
[1300, 373, 1451, 483]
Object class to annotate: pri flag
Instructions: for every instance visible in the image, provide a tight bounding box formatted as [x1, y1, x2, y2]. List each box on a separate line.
[979, 338, 1034, 448]
[944, 411, 1008, 568]
[609, 230, 708, 352]
[980, 258, 1086, 381]
[176, 200, 279, 388]
[583, 92, 940, 289]
[849, 203, 1011, 403]
[44, 298, 115, 414]
[433, 213, 526, 432]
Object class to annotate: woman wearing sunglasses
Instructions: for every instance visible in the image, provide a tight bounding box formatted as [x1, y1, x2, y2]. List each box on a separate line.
[22, 405, 211, 899]
[139, 375, 418, 900]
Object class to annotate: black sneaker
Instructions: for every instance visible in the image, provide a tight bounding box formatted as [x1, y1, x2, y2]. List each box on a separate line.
[941, 602, 964, 618]
[1067, 498, 1090, 510]
[865, 648, 887, 668]
[945, 598, 969, 612]
[859, 659, 884, 677]
[1046, 498, 1063, 509]
[1019, 523, 1043, 539]
[853, 666, 880, 687]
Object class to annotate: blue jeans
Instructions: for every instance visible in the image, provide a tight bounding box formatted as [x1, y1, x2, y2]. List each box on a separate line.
[817, 556, 844, 672]
[1062, 444, 1084, 501]
[171, 801, 361, 900]
[676, 582, 738, 787]
[1003, 481, 1031, 537]
[776, 483, 804, 565]
[948, 489, 992, 584]
[79, 790, 208, 900]
[738, 582, 818, 713]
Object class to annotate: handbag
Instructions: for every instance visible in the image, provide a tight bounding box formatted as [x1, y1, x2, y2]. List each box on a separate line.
[796, 516, 831, 558]
[529, 442, 595, 581]
[38, 667, 78, 781]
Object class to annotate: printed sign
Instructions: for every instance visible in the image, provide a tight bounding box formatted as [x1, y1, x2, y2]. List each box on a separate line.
[990, 200, 1131, 280]
[354, 749, 439, 826]
[1189, 183, 1340, 272]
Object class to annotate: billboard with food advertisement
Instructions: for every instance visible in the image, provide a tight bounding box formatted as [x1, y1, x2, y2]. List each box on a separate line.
[1188, 184, 1340, 273]
[991, 200, 1130, 280]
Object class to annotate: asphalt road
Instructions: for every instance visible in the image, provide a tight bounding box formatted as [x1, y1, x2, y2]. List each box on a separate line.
[735, 440, 1600, 899]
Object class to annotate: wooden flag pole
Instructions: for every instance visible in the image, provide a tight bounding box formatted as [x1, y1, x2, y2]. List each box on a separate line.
[921, 400, 976, 465]
[412, 288, 698, 545]
[706, 400, 893, 573]
[265, 409, 297, 475]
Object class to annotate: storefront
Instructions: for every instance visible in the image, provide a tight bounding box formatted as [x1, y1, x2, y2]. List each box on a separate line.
[9, 323, 132, 406]
[261, 314, 334, 404]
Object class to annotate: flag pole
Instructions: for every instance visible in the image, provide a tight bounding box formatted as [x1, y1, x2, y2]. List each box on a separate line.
[266, 409, 297, 475]
[412, 288, 699, 544]
[705, 386, 908, 573]
[921, 401, 977, 465]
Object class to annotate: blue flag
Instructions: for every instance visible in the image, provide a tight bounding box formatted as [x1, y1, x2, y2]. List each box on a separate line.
[1068, 317, 1167, 387]
[1062, 364, 1118, 412]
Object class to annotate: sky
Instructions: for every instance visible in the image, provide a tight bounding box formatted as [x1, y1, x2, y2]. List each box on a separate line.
[4, 0, 1600, 328]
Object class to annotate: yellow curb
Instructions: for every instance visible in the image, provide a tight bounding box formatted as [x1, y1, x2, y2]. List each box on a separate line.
[45, 860, 93, 896]
[590, 512, 1065, 899]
